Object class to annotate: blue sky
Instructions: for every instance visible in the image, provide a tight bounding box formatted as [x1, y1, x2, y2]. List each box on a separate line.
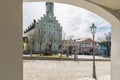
[23, 2, 111, 40]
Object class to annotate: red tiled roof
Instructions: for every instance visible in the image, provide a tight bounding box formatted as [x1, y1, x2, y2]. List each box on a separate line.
[83, 38, 94, 42]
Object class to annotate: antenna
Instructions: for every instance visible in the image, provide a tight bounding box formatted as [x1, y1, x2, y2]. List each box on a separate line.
[63, 32, 66, 40]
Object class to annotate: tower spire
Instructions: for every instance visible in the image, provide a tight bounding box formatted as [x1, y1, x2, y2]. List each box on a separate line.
[46, 2, 54, 15]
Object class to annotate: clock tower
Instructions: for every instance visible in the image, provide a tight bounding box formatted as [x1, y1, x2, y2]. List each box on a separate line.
[46, 2, 54, 16]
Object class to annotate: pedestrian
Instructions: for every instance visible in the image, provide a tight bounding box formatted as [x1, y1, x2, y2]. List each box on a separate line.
[74, 50, 78, 61]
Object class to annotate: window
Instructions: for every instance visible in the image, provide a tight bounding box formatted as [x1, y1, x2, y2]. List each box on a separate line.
[53, 39, 54, 42]
[23, 37, 28, 43]
[44, 31, 46, 34]
[44, 24, 46, 27]
[43, 38, 45, 42]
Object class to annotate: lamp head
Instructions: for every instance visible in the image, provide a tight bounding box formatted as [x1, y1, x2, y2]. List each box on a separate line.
[90, 23, 96, 34]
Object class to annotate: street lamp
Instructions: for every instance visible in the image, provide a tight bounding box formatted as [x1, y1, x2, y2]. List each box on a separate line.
[90, 23, 97, 79]
[30, 34, 33, 58]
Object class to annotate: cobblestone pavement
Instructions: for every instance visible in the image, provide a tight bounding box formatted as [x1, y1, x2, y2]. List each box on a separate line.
[23, 60, 110, 80]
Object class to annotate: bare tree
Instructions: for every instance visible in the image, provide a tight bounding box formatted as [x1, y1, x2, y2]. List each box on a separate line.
[67, 45, 74, 57]
[59, 40, 63, 57]
[97, 32, 111, 57]
[37, 26, 44, 55]
[29, 34, 35, 58]
[47, 34, 54, 54]
[28, 20, 36, 57]
[105, 32, 111, 57]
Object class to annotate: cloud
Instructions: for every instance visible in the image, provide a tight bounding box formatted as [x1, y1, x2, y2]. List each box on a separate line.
[23, 2, 111, 40]
[23, 2, 46, 30]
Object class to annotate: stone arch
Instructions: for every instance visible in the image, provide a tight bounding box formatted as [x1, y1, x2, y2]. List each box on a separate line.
[24, 0, 120, 24]
[1, 0, 120, 80]
[24, 0, 120, 80]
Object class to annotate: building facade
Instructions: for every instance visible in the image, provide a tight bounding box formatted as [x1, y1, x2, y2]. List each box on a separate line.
[76, 38, 96, 55]
[62, 39, 76, 54]
[23, 2, 62, 54]
[96, 44, 108, 55]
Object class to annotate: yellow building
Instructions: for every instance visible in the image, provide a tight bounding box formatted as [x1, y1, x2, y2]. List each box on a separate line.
[62, 39, 76, 54]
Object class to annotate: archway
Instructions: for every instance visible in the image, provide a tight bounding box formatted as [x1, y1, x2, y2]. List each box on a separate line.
[0, 0, 120, 80]
[23, 0, 120, 80]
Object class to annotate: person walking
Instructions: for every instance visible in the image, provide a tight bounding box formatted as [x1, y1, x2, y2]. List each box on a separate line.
[74, 50, 78, 61]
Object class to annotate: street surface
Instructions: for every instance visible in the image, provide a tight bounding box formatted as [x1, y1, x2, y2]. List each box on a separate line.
[23, 59, 110, 80]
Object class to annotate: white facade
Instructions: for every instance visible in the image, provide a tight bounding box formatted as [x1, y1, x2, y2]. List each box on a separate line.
[24, 2, 62, 53]
[62, 39, 76, 53]
[76, 38, 96, 54]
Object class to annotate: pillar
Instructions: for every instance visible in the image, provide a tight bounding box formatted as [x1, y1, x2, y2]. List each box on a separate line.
[0, 0, 23, 80]
[111, 21, 120, 80]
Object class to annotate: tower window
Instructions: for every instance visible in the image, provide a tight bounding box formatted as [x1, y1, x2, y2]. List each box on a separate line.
[44, 24, 46, 27]
[44, 31, 46, 34]
[49, 31, 51, 34]
[23, 37, 28, 43]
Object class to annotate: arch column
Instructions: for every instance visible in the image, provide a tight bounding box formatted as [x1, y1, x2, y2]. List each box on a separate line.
[0, 0, 120, 80]
[111, 21, 120, 80]
[0, 0, 22, 80]
[24, 0, 120, 80]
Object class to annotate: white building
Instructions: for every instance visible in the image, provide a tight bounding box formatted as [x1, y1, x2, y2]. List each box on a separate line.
[76, 38, 96, 55]
[23, 2, 62, 54]
[62, 39, 76, 54]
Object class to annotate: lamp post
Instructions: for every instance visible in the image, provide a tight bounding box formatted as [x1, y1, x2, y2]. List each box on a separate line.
[90, 23, 96, 79]
[30, 34, 33, 58]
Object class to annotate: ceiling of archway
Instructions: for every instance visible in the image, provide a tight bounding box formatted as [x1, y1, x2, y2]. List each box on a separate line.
[24, 0, 120, 12]
[86, 0, 120, 12]
[85, 0, 120, 20]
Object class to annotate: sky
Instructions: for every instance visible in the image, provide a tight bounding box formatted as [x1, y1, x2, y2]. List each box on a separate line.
[23, 2, 111, 40]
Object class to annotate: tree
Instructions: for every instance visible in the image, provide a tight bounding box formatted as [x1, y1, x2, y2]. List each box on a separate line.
[37, 26, 44, 55]
[59, 40, 63, 57]
[28, 20, 36, 57]
[97, 32, 111, 57]
[47, 34, 54, 54]
[29, 34, 35, 58]
[105, 32, 111, 57]
[67, 45, 74, 57]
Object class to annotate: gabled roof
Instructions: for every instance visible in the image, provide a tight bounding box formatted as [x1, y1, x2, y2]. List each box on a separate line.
[76, 38, 95, 42]
[83, 38, 93, 42]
